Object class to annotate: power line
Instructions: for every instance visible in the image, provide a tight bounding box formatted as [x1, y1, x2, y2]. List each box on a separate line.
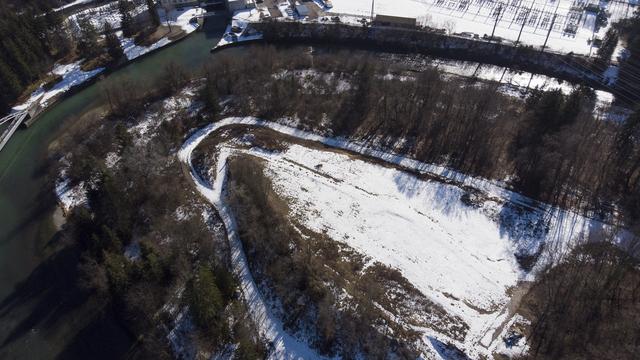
[551, 54, 640, 106]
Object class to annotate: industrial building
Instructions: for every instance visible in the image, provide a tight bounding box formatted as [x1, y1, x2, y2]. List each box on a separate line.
[373, 14, 417, 29]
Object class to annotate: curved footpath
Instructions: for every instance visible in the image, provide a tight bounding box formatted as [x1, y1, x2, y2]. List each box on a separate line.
[179, 118, 328, 360]
[178, 116, 624, 359]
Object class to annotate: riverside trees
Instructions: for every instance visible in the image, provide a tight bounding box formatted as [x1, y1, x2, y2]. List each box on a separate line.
[523, 242, 640, 359]
[202, 46, 640, 228]
[0, 3, 72, 112]
[61, 81, 265, 358]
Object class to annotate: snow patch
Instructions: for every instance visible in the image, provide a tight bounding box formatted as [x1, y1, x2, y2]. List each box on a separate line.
[55, 177, 88, 214]
[12, 61, 104, 113]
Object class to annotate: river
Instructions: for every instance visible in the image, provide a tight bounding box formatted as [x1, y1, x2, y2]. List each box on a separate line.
[0, 17, 227, 359]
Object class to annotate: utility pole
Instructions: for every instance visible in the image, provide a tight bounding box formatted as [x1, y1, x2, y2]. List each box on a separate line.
[490, 3, 503, 40]
[541, 13, 557, 52]
[527, 10, 558, 90]
[371, 0, 375, 22]
[515, 7, 531, 45]
[588, 25, 596, 57]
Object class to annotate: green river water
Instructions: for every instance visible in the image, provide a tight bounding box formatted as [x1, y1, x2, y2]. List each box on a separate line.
[0, 18, 226, 359]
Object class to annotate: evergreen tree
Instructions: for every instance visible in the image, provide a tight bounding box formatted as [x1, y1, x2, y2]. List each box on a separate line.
[119, 0, 136, 37]
[44, 6, 64, 31]
[188, 265, 224, 328]
[202, 80, 220, 114]
[0, 3, 71, 112]
[145, 0, 161, 28]
[43, 6, 74, 57]
[103, 22, 124, 62]
[0, 39, 35, 84]
[76, 16, 101, 58]
[0, 57, 22, 113]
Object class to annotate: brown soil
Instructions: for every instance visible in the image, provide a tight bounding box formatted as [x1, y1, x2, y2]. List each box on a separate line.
[137, 25, 185, 47]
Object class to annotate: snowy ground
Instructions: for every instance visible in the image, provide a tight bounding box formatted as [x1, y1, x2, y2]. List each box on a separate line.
[69, 2, 202, 60]
[179, 119, 327, 360]
[119, 31, 172, 60]
[158, 7, 202, 34]
[11, 61, 104, 113]
[68, 1, 147, 31]
[119, 7, 203, 60]
[180, 117, 633, 359]
[329, 0, 635, 55]
[215, 9, 264, 49]
[68, 1, 202, 33]
[431, 60, 619, 118]
[55, 160, 89, 214]
[129, 85, 202, 145]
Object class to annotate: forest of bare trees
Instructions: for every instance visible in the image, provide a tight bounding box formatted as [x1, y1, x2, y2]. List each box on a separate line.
[522, 242, 640, 359]
[199, 47, 640, 358]
[202, 46, 640, 230]
[54, 42, 640, 358]
[58, 73, 265, 358]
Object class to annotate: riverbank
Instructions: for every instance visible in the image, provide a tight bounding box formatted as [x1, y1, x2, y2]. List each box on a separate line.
[6, 7, 203, 124]
[253, 21, 612, 92]
[0, 18, 227, 358]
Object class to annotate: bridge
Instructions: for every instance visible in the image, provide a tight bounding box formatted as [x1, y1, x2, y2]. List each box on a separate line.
[0, 100, 43, 153]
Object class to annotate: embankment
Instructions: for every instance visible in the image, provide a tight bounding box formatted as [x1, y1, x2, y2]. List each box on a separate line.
[253, 21, 606, 90]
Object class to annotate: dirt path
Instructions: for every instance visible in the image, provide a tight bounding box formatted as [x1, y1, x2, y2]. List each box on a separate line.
[484, 282, 532, 348]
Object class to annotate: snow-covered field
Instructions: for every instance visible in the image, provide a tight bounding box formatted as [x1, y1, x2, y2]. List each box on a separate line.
[69, 1, 202, 33]
[407, 58, 616, 110]
[329, 0, 635, 55]
[180, 117, 632, 359]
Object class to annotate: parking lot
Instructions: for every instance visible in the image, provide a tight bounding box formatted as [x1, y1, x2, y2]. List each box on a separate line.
[255, 0, 324, 20]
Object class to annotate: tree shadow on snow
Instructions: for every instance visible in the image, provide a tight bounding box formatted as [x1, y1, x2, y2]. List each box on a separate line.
[427, 337, 471, 360]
